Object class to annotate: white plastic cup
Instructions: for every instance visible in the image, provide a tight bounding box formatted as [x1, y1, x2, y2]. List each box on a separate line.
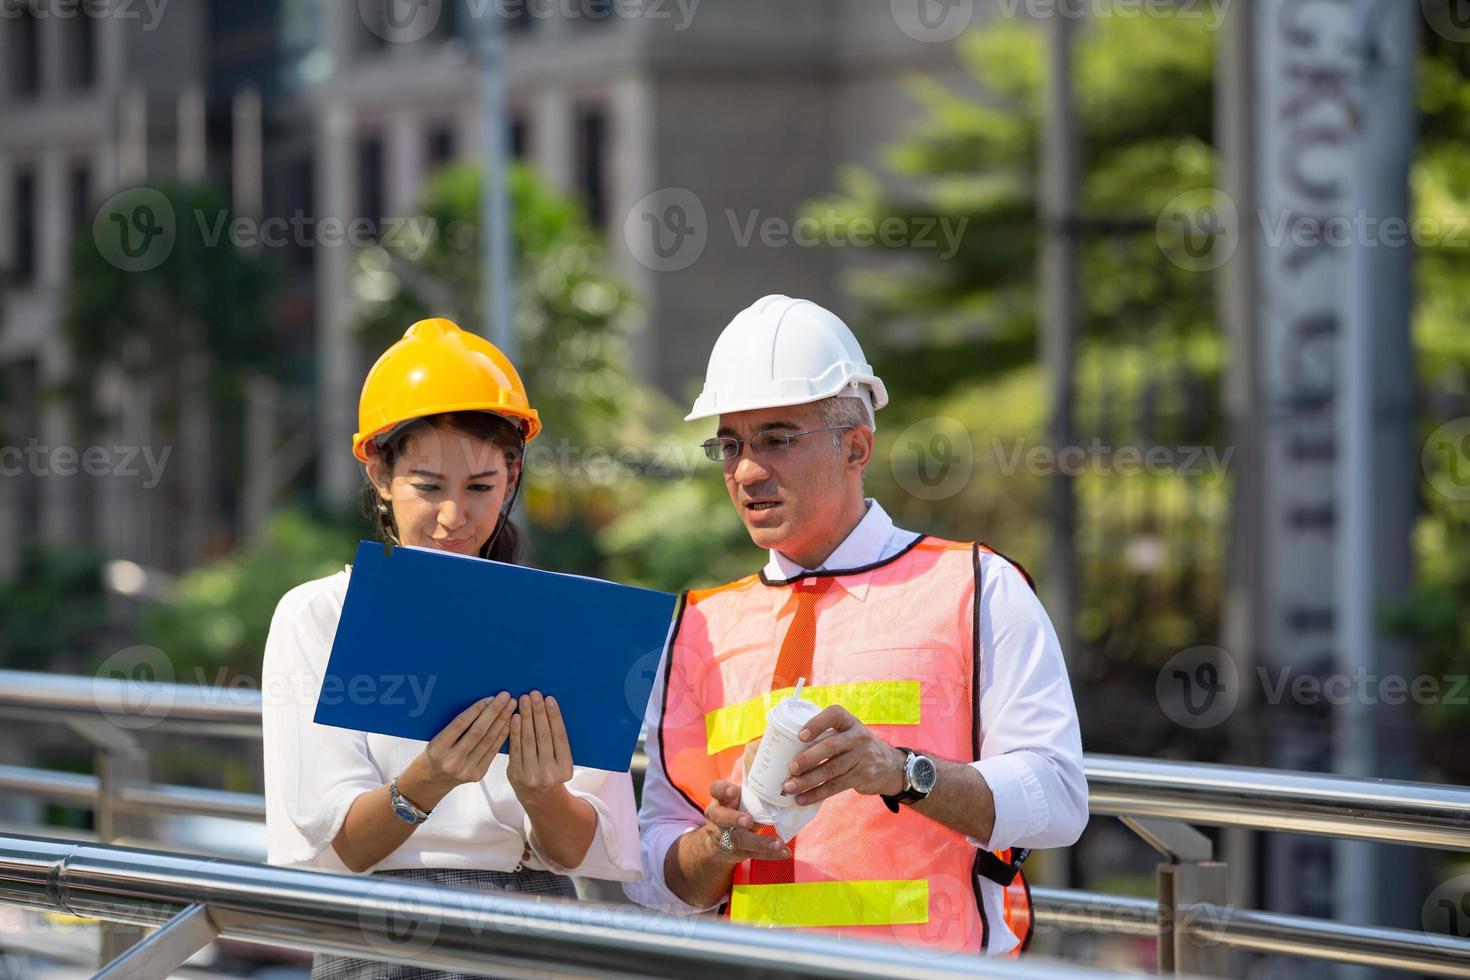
[746, 694, 823, 805]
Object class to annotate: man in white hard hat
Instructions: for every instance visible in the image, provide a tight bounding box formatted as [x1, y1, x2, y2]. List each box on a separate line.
[625, 295, 1086, 956]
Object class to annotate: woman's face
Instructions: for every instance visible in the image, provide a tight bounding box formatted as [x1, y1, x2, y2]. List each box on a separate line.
[369, 421, 519, 556]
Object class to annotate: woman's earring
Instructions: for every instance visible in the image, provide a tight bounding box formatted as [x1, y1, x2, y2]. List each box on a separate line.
[377, 500, 389, 515]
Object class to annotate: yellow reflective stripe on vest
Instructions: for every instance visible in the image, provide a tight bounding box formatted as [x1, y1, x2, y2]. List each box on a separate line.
[705, 681, 921, 755]
[730, 879, 929, 928]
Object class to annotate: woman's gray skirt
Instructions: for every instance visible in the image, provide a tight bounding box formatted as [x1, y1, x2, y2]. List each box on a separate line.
[310, 867, 578, 980]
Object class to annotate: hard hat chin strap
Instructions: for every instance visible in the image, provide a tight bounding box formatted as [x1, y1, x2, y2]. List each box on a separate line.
[482, 436, 528, 560]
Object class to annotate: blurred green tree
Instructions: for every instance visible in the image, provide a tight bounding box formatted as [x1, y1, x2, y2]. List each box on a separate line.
[812, 13, 1226, 756]
[131, 509, 359, 683]
[63, 181, 275, 567]
[0, 545, 108, 673]
[1389, 5, 1470, 772]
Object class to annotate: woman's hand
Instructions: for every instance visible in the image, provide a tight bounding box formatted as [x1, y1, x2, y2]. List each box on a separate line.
[506, 691, 574, 803]
[404, 692, 515, 802]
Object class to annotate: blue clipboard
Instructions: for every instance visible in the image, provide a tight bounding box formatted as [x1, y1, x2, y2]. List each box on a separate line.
[313, 541, 679, 773]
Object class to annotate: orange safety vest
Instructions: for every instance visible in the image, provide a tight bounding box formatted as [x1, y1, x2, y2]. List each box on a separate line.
[655, 535, 1035, 956]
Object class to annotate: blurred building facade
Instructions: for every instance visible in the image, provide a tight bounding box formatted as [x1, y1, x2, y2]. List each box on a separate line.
[0, 0, 972, 574]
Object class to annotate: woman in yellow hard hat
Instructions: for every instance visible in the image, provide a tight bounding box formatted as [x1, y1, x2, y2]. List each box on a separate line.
[260, 319, 640, 980]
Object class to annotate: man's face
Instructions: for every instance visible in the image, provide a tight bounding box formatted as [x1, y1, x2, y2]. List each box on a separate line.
[716, 403, 858, 559]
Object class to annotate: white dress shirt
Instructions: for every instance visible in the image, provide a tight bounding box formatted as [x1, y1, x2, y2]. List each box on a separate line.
[623, 500, 1088, 955]
[261, 566, 642, 881]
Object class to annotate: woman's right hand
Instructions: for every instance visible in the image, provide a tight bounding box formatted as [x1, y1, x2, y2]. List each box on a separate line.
[407, 693, 515, 796]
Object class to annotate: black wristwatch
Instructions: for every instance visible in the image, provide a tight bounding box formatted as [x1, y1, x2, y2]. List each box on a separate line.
[881, 746, 938, 813]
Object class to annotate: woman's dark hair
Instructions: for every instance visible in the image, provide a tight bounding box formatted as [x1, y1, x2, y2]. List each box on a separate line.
[360, 411, 525, 564]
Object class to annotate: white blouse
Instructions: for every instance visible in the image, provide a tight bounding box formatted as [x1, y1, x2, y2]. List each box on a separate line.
[260, 566, 643, 881]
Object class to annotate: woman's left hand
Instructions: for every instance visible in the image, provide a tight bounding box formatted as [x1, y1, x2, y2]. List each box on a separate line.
[507, 691, 574, 803]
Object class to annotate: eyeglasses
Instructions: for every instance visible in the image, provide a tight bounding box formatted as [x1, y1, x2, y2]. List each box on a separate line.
[700, 426, 855, 462]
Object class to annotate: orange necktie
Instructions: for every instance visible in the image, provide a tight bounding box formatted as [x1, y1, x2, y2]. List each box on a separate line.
[749, 577, 833, 885]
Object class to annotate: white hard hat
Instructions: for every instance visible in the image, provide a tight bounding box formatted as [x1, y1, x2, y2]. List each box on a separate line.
[685, 295, 889, 428]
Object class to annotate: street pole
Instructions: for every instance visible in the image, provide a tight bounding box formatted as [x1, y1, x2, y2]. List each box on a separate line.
[1040, 4, 1081, 679]
[475, 4, 516, 356]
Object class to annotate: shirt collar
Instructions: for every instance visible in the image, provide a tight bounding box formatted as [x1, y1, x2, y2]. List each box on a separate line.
[763, 498, 897, 600]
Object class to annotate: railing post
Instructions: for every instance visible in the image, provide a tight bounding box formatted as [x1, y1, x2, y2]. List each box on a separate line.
[1157, 861, 1229, 976]
[67, 719, 153, 966]
[1120, 816, 1229, 976]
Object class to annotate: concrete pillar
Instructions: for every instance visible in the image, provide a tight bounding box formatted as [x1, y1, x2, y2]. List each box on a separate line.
[177, 84, 207, 181]
[315, 101, 362, 507]
[608, 75, 656, 384]
[38, 7, 67, 96]
[387, 107, 420, 219]
[118, 87, 148, 185]
[233, 88, 264, 220]
[38, 148, 69, 286]
[531, 88, 575, 194]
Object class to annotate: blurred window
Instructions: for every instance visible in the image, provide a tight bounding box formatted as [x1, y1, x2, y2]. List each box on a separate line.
[12, 168, 36, 286]
[10, 6, 41, 98]
[426, 123, 456, 169]
[68, 161, 91, 243]
[358, 134, 385, 240]
[575, 104, 607, 227]
[68, 12, 96, 90]
[509, 113, 529, 160]
[4, 357, 41, 552]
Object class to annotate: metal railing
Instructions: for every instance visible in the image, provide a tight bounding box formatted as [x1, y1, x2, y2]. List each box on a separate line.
[2, 668, 1469, 978]
[0, 833, 1125, 980]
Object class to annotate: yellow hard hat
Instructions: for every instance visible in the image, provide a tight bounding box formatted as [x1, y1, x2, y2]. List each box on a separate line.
[352, 318, 542, 462]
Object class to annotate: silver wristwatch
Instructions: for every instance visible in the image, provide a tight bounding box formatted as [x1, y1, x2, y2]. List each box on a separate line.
[389, 775, 432, 825]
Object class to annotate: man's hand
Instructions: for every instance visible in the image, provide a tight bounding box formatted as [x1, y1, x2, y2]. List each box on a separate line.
[701, 780, 791, 864]
[781, 705, 907, 805]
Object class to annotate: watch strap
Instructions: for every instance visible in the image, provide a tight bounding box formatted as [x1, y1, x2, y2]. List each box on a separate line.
[881, 746, 928, 813]
[390, 776, 432, 824]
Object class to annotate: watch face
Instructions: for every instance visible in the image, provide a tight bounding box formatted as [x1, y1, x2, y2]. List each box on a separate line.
[392, 802, 420, 824]
[910, 755, 938, 794]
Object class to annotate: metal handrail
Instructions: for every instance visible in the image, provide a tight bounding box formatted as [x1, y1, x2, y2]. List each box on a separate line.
[1026, 889, 1470, 979]
[0, 669, 261, 735]
[1188, 903, 1470, 979]
[0, 833, 1125, 979]
[6, 668, 1470, 977]
[6, 669, 1470, 851]
[1087, 754, 1470, 851]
